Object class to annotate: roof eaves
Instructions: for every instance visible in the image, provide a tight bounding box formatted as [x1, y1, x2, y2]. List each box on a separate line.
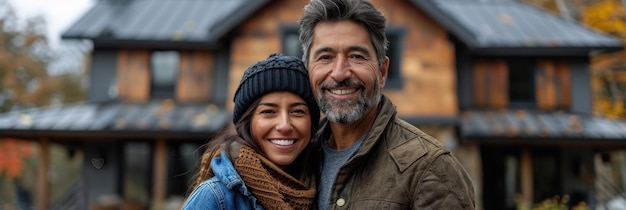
[61, 1, 120, 40]
[207, 0, 273, 44]
[468, 46, 624, 56]
[88, 38, 217, 49]
[410, 0, 481, 48]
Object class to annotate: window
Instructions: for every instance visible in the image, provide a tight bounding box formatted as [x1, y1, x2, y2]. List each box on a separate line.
[281, 26, 303, 59]
[123, 142, 150, 206]
[508, 58, 535, 107]
[385, 28, 406, 89]
[150, 51, 179, 98]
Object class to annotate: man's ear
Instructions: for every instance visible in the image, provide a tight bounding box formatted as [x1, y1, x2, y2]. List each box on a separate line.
[379, 56, 389, 88]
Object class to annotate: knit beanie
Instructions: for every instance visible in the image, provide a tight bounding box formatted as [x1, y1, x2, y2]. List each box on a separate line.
[233, 53, 320, 125]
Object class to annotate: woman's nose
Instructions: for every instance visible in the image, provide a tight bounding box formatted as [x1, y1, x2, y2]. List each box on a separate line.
[275, 114, 293, 132]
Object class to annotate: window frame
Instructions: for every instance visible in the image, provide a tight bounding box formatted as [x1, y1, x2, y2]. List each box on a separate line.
[280, 26, 303, 59]
[507, 57, 537, 109]
[384, 27, 406, 89]
[149, 50, 180, 98]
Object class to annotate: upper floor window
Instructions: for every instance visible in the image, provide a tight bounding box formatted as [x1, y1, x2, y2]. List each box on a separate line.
[281, 26, 303, 59]
[385, 27, 406, 89]
[151, 51, 179, 98]
[508, 58, 535, 107]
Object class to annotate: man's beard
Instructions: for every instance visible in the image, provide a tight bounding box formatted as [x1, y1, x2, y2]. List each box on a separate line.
[318, 79, 381, 125]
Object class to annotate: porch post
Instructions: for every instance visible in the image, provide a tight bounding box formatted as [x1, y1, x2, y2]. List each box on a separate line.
[520, 147, 533, 207]
[37, 138, 50, 210]
[152, 138, 168, 204]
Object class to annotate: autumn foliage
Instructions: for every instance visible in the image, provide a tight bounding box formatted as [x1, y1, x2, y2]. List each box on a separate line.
[0, 138, 33, 179]
[581, 0, 626, 119]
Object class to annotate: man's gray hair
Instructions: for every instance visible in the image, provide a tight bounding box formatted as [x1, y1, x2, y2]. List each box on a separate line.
[299, 0, 388, 67]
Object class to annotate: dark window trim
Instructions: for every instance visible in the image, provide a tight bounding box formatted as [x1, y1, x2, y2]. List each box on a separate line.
[385, 27, 406, 89]
[506, 57, 537, 109]
[279, 25, 303, 59]
[150, 50, 180, 99]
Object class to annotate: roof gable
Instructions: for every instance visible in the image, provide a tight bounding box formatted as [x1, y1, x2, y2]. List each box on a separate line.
[62, 0, 270, 48]
[412, 0, 622, 55]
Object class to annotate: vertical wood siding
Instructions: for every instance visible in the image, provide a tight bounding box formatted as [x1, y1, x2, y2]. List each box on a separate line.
[473, 59, 508, 108]
[471, 58, 571, 109]
[117, 49, 150, 102]
[377, 0, 458, 116]
[176, 51, 214, 102]
[537, 59, 571, 110]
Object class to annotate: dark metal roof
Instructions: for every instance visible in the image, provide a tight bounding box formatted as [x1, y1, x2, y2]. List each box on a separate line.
[412, 0, 623, 55]
[61, 0, 270, 48]
[460, 110, 626, 144]
[0, 100, 230, 140]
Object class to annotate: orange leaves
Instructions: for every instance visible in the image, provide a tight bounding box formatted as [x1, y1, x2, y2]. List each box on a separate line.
[0, 138, 34, 179]
[581, 0, 626, 38]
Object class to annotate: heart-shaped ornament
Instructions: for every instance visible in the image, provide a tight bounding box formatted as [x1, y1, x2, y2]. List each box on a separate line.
[91, 158, 104, 169]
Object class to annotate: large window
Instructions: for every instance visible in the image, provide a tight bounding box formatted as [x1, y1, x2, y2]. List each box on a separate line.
[150, 51, 179, 98]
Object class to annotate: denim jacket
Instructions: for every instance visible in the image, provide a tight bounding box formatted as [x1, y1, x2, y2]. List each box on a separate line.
[182, 151, 264, 210]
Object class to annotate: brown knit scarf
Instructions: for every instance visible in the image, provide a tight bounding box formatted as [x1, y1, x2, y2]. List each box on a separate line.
[234, 145, 316, 210]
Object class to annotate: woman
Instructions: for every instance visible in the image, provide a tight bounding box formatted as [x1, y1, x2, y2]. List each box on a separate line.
[183, 53, 320, 210]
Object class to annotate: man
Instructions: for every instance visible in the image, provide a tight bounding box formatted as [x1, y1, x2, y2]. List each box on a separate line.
[299, 0, 476, 209]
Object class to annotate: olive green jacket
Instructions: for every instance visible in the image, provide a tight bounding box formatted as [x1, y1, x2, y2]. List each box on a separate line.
[319, 95, 475, 209]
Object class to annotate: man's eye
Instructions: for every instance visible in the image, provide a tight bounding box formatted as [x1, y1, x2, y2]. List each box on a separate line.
[350, 54, 365, 59]
[318, 55, 332, 60]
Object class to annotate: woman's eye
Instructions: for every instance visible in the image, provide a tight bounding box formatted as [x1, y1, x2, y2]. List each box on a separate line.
[291, 109, 307, 115]
[259, 109, 275, 114]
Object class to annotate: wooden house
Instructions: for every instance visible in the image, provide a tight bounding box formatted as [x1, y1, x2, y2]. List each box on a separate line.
[1, 0, 626, 209]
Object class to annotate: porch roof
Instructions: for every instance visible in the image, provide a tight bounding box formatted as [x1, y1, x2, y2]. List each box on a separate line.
[412, 0, 623, 55]
[0, 100, 230, 141]
[460, 110, 626, 144]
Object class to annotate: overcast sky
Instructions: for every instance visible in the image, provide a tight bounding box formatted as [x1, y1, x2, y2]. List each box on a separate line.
[7, 0, 95, 48]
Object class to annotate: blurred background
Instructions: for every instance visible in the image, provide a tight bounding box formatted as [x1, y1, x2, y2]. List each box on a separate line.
[1, 0, 626, 210]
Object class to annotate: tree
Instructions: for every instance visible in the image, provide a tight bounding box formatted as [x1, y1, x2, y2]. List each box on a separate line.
[0, 0, 86, 113]
[0, 0, 87, 207]
[580, 0, 626, 119]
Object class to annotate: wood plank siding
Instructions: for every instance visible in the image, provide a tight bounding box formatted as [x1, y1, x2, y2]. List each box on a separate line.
[377, 0, 458, 116]
[176, 51, 214, 102]
[117, 49, 150, 102]
[471, 58, 572, 110]
[537, 60, 571, 110]
[117, 49, 215, 102]
[473, 59, 508, 109]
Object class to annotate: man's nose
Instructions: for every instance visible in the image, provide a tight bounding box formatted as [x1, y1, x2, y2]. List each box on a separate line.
[329, 57, 351, 82]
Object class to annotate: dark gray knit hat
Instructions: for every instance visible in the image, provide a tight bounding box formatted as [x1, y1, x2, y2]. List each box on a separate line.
[233, 53, 319, 125]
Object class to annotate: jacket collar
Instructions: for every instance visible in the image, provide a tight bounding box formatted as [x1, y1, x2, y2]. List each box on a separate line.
[318, 95, 396, 159]
[351, 95, 396, 159]
[211, 151, 253, 196]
